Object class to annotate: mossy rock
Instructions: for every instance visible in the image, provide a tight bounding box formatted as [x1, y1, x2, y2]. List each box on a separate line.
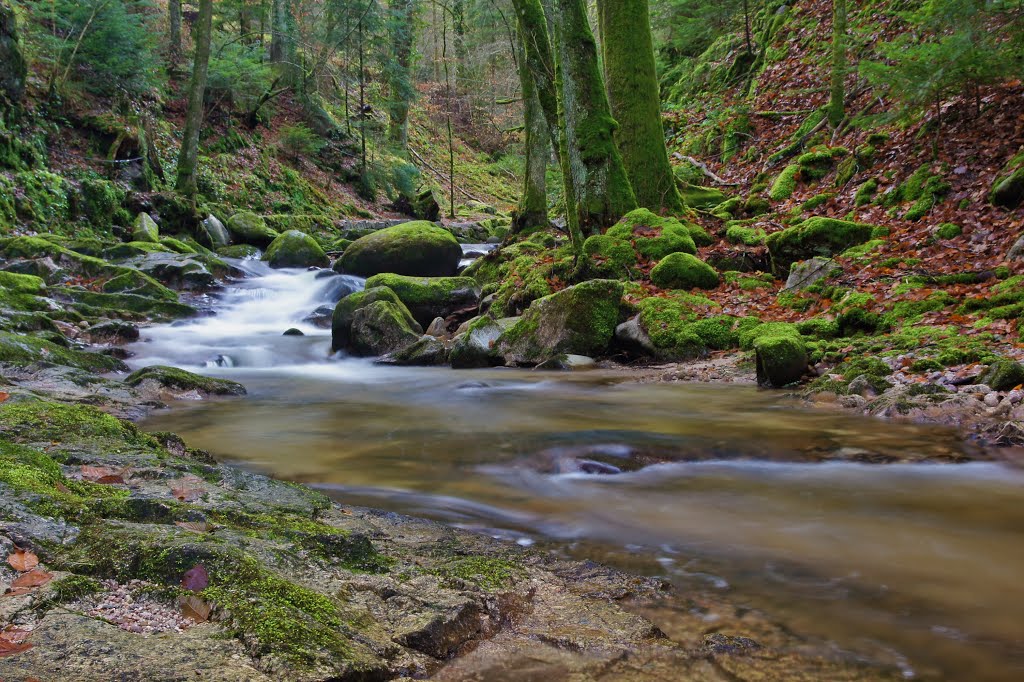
[349, 300, 424, 357]
[738, 321, 801, 351]
[624, 295, 747, 360]
[225, 212, 280, 248]
[331, 286, 421, 352]
[336, 221, 462, 278]
[100, 269, 178, 301]
[102, 241, 176, 261]
[0, 270, 45, 295]
[768, 165, 800, 201]
[124, 365, 247, 396]
[199, 214, 231, 249]
[132, 213, 159, 243]
[218, 244, 261, 260]
[56, 288, 196, 321]
[754, 335, 808, 388]
[583, 209, 697, 279]
[650, 253, 719, 290]
[766, 217, 875, 276]
[0, 332, 128, 372]
[679, 185, 727, 209]
[991, 165, 1024, 209]
[980, 359, 1024, 391]
[263, 230, 329, 269]
[496, 279, 623, 366]
[363, 273, 480, 328]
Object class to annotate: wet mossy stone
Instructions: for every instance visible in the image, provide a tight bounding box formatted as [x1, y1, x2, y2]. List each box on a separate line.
[336, 221, 462, 277]
[650, 253, 719, 290]
[57, 288, 196, 320]
[0, 270, 45, 295]
[738, 321, 801, 351]
[0, 331, 128, 372]
[131, 213, 159, 243]
[496, 279, 623, 366]
[450, 316, 517, 369]
[263, 230, 329, 269]
[679, 185, 727, 209]
[377, 335, 448, 366]
[583, 209, 697, 279]
[349, 300, 424, 357]
[991, 165, 1024, 209]
[102, 241, 176, 261]
[124, 365, 246, 396]
[199, 214, 231, 249]
[363, 273, 480, 328]
[766, 217, 875, 277]
[100, 268, 179, 300]
[331, 286, 421, 352]
[980, 359, 1024, 391]
[754, 335, 808, 388]
[217, 244, 261, 260]
[225, 212, 280, 248]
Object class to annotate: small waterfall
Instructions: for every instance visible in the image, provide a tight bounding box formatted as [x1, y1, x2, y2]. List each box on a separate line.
[128, 259, 364, 370]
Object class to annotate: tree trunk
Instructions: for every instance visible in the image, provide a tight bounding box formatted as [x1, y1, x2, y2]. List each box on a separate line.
[513, 36, 550, 231]
[0, 0, 27, 108]
[828, 0, 847, 127]
[175, 0, 213, 200]
[387, 0, 416, 152]
[597, 0, 681, 214]
[270, 0, 287, 63]
[548, 0, 636, 237]
[168, 0, 182, 65]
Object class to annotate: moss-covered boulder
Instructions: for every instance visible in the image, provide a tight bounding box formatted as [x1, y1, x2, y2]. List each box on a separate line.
[363, 273, 480, 328]
[980, 359, 1024, 391]
[218, 244, 261, 260]
[450, 316, 516, 369]
[621, 294, 751, 360]
[766, 217, 875, 276]
[349, 300, 424, 357]
[0, 331, 127, 372]
[263, 230, 329, 269]
[754, 335, 808, 388]
[225, 212, 280, 248]
[650, 253, 719, 290]
[679, 185, 727, 209]
[124, 365, 247, 396]
[583, 209, 697, 279]
[496, 280, 623, 366]
[199, 214, 231, 249]
[336, 221, 462, 277]
[131, 213, 159, 243]
[377, 335, 448, 366]
[992, 163, 1024, 209]
[331, 286, 421, 352]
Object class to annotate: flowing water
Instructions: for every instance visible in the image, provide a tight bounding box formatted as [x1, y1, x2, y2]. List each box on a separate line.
[132, 260, 1024, 681]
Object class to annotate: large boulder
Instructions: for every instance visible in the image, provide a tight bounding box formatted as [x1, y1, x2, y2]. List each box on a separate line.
[496, 279, 623, 366]
[650, 253, 719, 290]
[785, 257, 839, 291]
[582, 208, 700, 280]
[766, 217, 875, 276]
[199, 214, 231, 248]
[225, 212, 280, 248]
[335, 221, 462, 277]
[980, 359, 1024, 391]
[754, 335, 808, 388]
[991, 151, 1024, 209]
[363, 273, 480, 328]
[378, 335, 449, 366]
[263, 230, 328, 269]
[349, 300, 424, 357]
[124, 365, 246, 396]
[131, 213, 159, 243]
[127, 253, 218, 291]
[331, 286, 422, 352]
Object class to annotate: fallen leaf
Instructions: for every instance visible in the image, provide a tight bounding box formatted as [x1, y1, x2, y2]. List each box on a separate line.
[171, 485, 204, 502]
[80, 465, 125, 484]
[175, 521, 213, 533]
[179, 594, 212, 623]
[181, 565, 209, 592]
[0, 640, 33, 657]
[0, 627, 31, 644]
[7, 549, 38, 573]
[11, 570, 52, 589]
[0, 392, 9, 403]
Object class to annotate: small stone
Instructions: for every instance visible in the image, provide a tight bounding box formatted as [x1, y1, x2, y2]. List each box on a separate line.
[984, 392, 1001, 408]
[283, 328, 304, 336]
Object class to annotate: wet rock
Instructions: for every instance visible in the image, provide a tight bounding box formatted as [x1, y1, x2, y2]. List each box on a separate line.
[335, 221, 462, 278]
[349, 300, 424, 357]
[754, 335, 808, 388]
[262, 230, 329, 269]
[450, 317, 516, 369]
[301, 305, 334, 329]
[426, 317, 447, 338]
[980, 358, 1024, 391]
[127, 253, 218, 291]
[282, 328, 304, 337]
[378, 336, 449, 366]
[86, 320, 140, 344]
[199, 214, 231, 249]
[615, 316, 658, 356]
[131, 212, 159, 243]
[225, 212, 280, 248]
[497, 280, 623, 366]
[332, 286, 422, 353]
[124, 365, 247, 397]
[363, 273, 481, 328]
[536, 354, 597, 371]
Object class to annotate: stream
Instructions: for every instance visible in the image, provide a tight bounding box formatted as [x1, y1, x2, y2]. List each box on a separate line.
[130, 258, 1024, 681]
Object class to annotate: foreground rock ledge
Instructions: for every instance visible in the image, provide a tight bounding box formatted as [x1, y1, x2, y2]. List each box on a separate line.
[0, 400, 901, 681]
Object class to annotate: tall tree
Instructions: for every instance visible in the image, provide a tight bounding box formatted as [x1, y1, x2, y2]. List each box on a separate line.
[270, 0, 289, 63]
[175, 0, 214, 200]
[597, 0, 681, 214]
[168, 0, 182, 64]
[512, 24, 550, 231]
[0, 0, 27, 107]
[386, 0, 417, 151]
[828, 0, 847, 127]
[547, 0, 636, 238]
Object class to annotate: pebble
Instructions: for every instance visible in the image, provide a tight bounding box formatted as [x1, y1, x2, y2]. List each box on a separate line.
[69, 579, 192, 636]
[984, 392, 1001, 408]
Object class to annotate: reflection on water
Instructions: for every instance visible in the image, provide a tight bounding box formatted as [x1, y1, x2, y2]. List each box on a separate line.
[134, 265, 1024, 681]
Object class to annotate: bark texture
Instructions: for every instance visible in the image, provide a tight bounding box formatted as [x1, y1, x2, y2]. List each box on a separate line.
[387, 0, 416, 150]
[828, 0, 848, 126]
[597, 0, 682, 214]
[175, 0, 214, 199]
[0, 0, 26, 106]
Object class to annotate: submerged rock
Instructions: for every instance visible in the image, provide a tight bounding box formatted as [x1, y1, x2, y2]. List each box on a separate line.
[335, 221, 462, 277]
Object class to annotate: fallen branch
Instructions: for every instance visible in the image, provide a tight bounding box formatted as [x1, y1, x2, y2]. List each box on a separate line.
[673, 154, 741, 186]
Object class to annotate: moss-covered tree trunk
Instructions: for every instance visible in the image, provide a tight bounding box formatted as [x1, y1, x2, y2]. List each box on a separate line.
[828, 0, 847, 127]
[513, 37, 550, 232]
[387, 0, 416, 152]
[512, 0, 577, 243]
[168, 0, 182, 65]
[0, 0, 26, 108]
[174, 0, 213, 200]
[596, 0, 681, 215]
[547, 0, 636, 237]
[270, 0, 288, 64]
